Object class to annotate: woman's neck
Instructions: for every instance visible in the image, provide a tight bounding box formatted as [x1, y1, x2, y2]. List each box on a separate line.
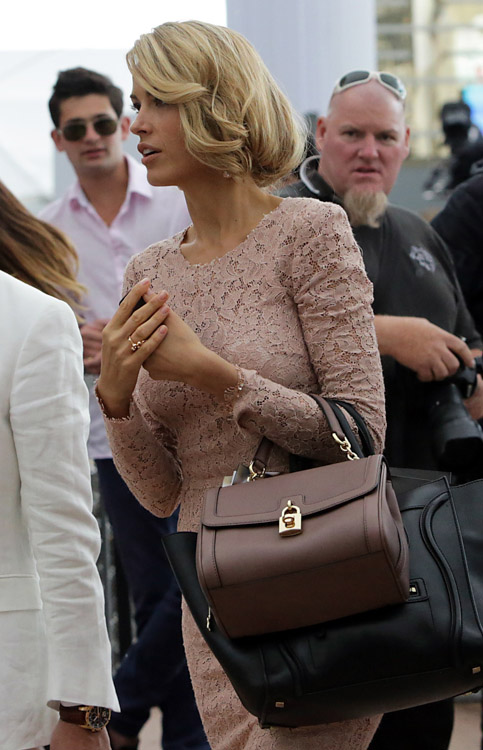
[180, 176, 282, 265]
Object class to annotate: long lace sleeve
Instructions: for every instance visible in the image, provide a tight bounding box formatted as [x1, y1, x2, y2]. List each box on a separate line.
[101, 256, 183, 517]
[103, 396, 183, 517]
[232, 202, 385, 462]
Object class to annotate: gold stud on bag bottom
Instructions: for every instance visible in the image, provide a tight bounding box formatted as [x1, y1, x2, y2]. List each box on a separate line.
[197, 395, 409, 639]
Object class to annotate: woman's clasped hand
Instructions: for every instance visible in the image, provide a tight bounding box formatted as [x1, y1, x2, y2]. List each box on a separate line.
[98, 277, 238, 417]
[98, 278, 170, 417]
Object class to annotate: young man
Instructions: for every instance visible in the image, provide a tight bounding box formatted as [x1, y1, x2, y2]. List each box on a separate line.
[0, 271, 119, 750]
[40, 68, 208, 750]
[281, 69, 483, 750]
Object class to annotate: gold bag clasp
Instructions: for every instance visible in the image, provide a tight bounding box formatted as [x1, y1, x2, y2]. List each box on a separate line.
[279, 501, 302, 537]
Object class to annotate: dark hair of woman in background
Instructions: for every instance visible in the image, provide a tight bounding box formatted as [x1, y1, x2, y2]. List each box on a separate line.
[0, 180, 85, 318]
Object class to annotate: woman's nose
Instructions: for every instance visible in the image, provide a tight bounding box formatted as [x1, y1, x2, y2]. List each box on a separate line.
[131, 112, 147, 135]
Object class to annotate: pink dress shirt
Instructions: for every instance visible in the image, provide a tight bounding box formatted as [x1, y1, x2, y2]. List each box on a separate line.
[39, 154, 191, 459]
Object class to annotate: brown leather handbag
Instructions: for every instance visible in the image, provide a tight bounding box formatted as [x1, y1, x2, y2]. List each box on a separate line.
[196, 395, 409, 639]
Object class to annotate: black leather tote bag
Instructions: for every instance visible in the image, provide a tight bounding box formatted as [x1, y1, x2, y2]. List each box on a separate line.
[163, 476, 483, 728]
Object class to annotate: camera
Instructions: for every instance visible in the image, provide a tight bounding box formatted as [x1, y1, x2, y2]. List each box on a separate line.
[426, 355, 483, 473]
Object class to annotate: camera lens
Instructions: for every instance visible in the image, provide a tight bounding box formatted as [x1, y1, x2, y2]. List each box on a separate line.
[427, 382, 483, 471]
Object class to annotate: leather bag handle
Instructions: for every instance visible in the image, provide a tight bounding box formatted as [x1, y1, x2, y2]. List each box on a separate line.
[249, 395, 372, 477]
[324, 398, 375, 457]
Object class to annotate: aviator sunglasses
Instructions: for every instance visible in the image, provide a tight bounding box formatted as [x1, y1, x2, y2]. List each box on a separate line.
[332, 70, 407, 100]
[58, 116, 119, 142]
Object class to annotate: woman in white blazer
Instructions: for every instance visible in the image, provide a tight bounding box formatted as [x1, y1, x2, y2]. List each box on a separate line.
[0, 271, 119, 749]
[0, 183, 118, 749]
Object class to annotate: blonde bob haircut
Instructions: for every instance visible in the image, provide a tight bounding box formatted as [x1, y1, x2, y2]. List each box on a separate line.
[126, 21, 307, 186]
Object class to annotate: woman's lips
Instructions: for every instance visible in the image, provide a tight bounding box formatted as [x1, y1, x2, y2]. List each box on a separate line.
[141, 150, 161, 166]
[138, 144, 161, 166]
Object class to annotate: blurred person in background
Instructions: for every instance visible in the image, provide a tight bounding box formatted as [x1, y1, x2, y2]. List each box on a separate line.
[432, 159, 483, 337]
[280, 69, 483, 750]
[422, 100, 483, 200]
[444, 140, 483, 191]
[40, 67, 208, 750]
[0, 179, 118, 750]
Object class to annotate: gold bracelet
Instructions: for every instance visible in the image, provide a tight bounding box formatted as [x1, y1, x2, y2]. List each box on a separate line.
[223, 366, 245, 404]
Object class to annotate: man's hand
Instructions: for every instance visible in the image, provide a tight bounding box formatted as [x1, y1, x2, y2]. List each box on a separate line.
[374, 316, 476, 382]
[81, 319, 110, 375]
[50, 720, 111, 749]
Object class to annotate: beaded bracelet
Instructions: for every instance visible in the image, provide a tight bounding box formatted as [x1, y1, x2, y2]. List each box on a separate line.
[223, 365, 245, 404]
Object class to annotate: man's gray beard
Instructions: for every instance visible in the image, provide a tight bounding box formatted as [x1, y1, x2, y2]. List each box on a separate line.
[342, 189, 388, 228]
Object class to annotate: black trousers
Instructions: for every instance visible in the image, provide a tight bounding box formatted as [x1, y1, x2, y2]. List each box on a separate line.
[95, 458, 209, 748]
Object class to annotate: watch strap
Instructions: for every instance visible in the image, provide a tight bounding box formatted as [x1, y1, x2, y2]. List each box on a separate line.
[59, 704, 111, 731]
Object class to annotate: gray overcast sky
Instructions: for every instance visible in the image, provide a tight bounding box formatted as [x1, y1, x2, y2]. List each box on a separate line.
[2, 0, 226, 50]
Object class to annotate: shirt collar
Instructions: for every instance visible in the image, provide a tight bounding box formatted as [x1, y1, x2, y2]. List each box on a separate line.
[299, 155, 344, 207]
[67, 153, 153, 209]
[67, 179, 87, 209]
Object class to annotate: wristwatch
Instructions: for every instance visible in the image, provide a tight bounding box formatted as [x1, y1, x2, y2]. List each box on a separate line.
[59, 704, 111, 732]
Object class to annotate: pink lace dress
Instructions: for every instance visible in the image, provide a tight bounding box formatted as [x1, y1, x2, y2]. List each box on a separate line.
[104, 197, 386, 749]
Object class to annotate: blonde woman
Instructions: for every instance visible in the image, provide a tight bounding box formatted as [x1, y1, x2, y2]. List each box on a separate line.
[97, 21, 386, 750]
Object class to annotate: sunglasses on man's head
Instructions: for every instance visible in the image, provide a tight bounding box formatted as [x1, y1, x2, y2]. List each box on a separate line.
[58, 116, 119, 142]
[332, 70, 407, 101]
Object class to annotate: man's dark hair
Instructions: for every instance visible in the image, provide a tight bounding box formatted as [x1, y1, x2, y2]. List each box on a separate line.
[48, 67, 124, 127]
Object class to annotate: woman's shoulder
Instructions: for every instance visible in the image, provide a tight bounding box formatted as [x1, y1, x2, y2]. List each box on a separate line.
[0, 271, 73, 319]
[278, 196, 348, 234]
[268, 198, 351, 260]
[0, 273, 79, 356]
[273, 198, 364, 276]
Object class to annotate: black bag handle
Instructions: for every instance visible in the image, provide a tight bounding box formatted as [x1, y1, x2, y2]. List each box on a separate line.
[325, 398, 375, 457]
[250, 395, 372, 476]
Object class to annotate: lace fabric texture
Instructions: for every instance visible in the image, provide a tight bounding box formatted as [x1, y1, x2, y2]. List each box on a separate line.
[105, 197, 385, 749]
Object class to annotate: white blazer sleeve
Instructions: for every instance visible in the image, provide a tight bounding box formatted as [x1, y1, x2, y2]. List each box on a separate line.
[9, 298, 119, 711]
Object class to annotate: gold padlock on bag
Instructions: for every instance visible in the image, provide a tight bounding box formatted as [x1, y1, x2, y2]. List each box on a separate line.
[279, 500, 302, 537]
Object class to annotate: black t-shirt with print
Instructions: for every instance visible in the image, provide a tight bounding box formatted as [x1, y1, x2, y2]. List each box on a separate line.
[354, 206, 481, 469]
[281, 170, 482, 469]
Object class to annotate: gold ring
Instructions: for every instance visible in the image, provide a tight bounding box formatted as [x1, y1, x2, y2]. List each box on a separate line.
[128, 335, 145, 353]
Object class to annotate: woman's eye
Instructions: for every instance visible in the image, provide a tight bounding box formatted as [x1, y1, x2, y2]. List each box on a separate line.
[130, 104, 140, 113]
